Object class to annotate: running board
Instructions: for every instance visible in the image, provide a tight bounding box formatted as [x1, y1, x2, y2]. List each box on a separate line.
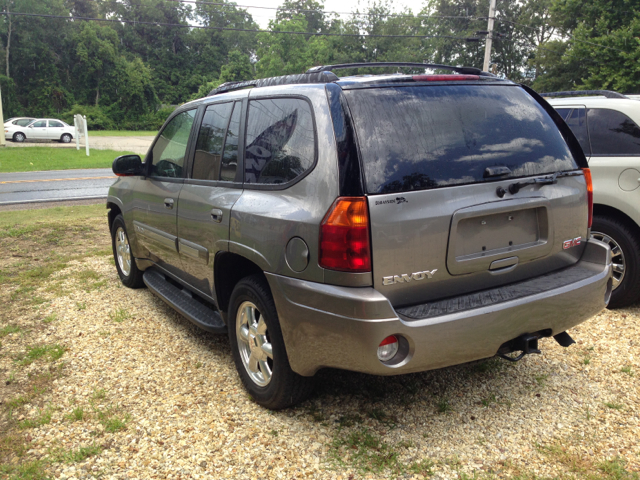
[143, 269, 227, 334]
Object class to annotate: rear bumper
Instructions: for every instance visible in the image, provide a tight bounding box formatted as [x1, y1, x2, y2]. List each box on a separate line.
[266, 238, 612, 376]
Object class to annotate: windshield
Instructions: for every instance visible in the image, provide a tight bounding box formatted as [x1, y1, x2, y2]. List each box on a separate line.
[344, 85, 578, 194]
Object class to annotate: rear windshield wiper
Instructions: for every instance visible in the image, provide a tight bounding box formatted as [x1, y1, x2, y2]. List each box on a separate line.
[507, 171, 583, 195]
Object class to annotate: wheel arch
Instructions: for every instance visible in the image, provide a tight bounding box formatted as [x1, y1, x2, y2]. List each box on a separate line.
[107, 202, 122, 231]
[593, 204, 640, 233]
[214, 252, 265, 315]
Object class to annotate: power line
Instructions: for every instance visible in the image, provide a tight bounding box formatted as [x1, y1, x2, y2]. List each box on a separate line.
[0, 11, 482, 41]
[85, 0, 483, 22]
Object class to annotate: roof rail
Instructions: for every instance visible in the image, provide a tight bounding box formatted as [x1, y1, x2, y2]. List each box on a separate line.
[540, 90, 628, 99]
[306, 62, 495, 77]
[208, 71, 339, 96]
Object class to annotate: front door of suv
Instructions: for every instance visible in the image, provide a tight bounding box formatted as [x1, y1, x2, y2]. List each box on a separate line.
[176, 100, 245, 299]
[133, 109, 197, 278]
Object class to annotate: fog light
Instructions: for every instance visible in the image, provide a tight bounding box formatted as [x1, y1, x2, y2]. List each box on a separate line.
[377, 335, 399, 362]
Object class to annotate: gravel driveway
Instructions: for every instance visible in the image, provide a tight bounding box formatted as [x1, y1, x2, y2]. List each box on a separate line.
[1, 209, 638, 479]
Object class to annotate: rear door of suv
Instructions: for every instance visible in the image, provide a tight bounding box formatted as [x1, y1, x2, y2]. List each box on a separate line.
[343, 82, 590, 308]
[176, 99, 245, 299]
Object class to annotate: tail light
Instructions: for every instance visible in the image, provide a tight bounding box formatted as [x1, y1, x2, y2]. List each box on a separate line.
[319, 197, 371, 272]
[583, 168, 593, 228]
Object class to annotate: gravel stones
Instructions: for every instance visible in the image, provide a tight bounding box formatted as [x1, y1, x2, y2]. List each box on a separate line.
[2, 254, 639, 479]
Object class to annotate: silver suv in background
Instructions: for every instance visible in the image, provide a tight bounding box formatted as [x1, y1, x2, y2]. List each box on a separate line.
[108, 63, 611, 409]
[544, 91, 640, 307]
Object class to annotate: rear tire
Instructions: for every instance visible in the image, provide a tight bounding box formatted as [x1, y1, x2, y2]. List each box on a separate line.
[591, 216, 640, 308]
[228, 274, 314, 409]
[13, 132, 25, 143]
[60, 133, 72, 143]
[111, 214, 145, 289]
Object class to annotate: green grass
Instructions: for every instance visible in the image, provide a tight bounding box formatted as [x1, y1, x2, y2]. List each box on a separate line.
[18, 407, 53, 429]
[17, 344, 66, 366]
[51, 444, 102, 463]
[88, 130, 156, 137]
[109, 308, 130, 323]
[65, 407, 85, 422]
[0, 147, 135, 172]
[0, 325, 21, 337]
[0, 204, 104, 231]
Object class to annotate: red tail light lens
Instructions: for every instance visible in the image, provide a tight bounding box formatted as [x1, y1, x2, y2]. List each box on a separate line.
[319, 197, 371, 272]
[583, 168, 593, 228]
[412, 74, 480, 82]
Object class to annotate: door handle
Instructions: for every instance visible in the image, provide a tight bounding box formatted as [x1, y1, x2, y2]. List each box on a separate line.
[211, 208, 223, 223]
[164, 198, 174, 209]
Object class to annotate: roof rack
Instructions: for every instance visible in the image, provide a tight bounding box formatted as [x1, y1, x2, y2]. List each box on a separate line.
[208, 62, 493, 96]
[540, 90, 628, 99]
[208, 71, 339, 96]
[306, 62, 494, 76]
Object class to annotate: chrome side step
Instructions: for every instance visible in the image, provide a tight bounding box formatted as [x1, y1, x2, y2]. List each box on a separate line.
[143, 269, 227, 334]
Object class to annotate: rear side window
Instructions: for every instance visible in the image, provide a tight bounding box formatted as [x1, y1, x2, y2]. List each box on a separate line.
[587, 108, 640, 155]
[244, 98, 316, 185]
[564, 108, 591, 156]
[49, 121, 64, 128]
[192, 102, 233, 181]
[344, 85, 577, 194]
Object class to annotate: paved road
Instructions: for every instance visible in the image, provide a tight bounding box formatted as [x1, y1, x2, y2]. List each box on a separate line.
[0, 168, 115, 205]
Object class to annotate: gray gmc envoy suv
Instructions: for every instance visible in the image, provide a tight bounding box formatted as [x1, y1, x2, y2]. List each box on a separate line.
[108, 63, 612, 409]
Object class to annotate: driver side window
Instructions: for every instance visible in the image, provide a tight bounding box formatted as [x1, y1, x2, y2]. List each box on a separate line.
[150, 110, 196, 178]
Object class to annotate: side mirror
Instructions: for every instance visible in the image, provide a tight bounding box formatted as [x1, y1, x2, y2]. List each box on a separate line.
[112, 155, 144, 176]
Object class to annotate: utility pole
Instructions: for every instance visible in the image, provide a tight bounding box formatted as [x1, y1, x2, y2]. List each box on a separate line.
[483, 0, 497, 72]
[0, 86, 5, 147]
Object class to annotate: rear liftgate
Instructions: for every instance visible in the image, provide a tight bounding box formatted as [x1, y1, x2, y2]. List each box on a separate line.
[497, 330, 576, 362]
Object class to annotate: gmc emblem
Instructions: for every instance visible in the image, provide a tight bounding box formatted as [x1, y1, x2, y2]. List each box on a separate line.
[563, 237, 582, 249]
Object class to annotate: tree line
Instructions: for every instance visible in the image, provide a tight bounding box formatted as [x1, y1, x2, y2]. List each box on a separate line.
[0, 0, 637, 130]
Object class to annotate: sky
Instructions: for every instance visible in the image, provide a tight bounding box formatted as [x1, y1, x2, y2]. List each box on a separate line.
[246, 0, 430, 29]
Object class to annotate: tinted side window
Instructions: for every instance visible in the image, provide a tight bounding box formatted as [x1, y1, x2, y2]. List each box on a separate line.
[220, 103, 241, 182]
[192, 103, 233, 181]
[150, 110, 196, 178]
[564, 108, 591, 156]
[245, 98, 316, 185]
[555, 108, 571, 120]
[49, 121, 64, 128]
[587, 108, 640, 155]
[32, 120, 46, 128]
[344, 85, 577, 194]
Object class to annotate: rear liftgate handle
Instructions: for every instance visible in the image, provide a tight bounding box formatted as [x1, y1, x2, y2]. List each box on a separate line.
[211, 208, 223, 223]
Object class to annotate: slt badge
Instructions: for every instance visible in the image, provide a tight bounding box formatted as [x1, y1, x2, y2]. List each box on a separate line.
[383, 269, 438, 286]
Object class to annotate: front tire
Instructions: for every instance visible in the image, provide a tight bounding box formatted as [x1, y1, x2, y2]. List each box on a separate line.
[228, 275, 313, 409]
[60, 133, 72, 143]
[592, 216, 640, 308]
[13, 132, 25, 143]
[111, 214, 145, 289]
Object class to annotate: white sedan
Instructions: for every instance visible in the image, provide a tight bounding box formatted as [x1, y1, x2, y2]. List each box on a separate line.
[5, 118, 75, 143]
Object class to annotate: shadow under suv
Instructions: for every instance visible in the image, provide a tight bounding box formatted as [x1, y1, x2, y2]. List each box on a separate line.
[108, 63, 612, 409]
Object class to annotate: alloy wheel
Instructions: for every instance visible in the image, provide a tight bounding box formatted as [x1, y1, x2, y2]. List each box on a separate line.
[115, 227, 132, 277]
[591, 231, 625, 289]
[236, 301, 274, 387]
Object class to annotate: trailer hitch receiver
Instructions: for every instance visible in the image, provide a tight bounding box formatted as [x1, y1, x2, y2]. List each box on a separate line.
[497, 331, 547, 362]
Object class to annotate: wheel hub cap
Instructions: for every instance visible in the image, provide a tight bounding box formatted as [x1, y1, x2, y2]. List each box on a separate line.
[115, 227, 132, 277]
[236, 301, 273, 387]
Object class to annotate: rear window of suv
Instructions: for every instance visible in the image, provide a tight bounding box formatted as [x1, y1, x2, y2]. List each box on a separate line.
[344, 85, 578, 194]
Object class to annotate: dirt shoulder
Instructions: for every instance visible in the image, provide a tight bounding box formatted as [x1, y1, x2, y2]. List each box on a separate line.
[1, 205, 638, 479]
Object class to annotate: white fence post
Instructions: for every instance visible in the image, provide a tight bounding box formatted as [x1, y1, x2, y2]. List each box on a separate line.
[74, 117, 80, 150]
[83, 115, 89, 156]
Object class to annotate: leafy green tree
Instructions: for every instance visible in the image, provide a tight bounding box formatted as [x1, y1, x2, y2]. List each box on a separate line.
[219, 50, 254, 83]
